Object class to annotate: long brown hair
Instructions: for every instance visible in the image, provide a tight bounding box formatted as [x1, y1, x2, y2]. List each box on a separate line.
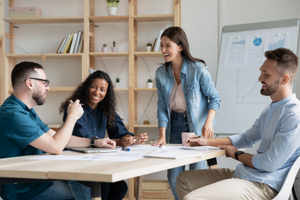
[161, 26, 206, 71]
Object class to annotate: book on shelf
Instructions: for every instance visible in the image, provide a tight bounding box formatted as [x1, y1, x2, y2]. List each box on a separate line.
[74, 31, 82, 54]
[58, 34, 71, 53]
[77, 32, 84, 53]
[153, 29, 164, 52]
[62, 33, 74, 54]
[69, 32, 78, 54]
[56, 37, 66, 53]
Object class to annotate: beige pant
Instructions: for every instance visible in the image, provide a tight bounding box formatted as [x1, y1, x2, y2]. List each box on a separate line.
[176, 168, 278, 200]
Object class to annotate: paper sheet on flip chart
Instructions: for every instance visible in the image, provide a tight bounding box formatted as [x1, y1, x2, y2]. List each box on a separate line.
[224, 36, 245, 68]
[244, 34, 266, 68]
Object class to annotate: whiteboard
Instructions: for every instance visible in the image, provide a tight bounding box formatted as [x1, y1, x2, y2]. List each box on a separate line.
[214, 19, 300, 134]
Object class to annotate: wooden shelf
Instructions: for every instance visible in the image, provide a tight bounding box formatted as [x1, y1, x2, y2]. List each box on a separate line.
[114, 88, 129, 91]
[89, 16, 129, 23]
[89, 52, 128, 57]
[4, 17, 84, 24]
[134, 88, 157, 91]
[134, 124, 158, 128]
[134, 52, 162, 57]
[134, 14, 174, 22]
[9, 87, 76, 92]
[6, 54, 83, 59]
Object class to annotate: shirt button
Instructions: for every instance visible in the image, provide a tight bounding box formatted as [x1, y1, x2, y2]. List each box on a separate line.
[193, 87, 194, 89]
[188, 112, 190, 114]
[186, 94, 187, 96]
[189, 121, 191, 123]
[191, 130, 194, 132]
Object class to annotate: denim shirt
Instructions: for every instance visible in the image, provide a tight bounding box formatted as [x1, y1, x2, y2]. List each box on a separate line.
[63, 104, 134, 139]
[229, 94, 300, 192]
[155, 57, 221, 142]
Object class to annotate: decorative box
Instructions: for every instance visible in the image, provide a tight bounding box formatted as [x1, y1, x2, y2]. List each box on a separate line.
[9, 7, 42, 18]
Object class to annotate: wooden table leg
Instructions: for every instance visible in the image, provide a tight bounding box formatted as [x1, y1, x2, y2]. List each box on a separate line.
[128, 178, 135, 200]
[136, 176, 143, 200]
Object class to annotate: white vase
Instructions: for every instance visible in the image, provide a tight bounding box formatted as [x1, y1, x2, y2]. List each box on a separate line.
[146, 46, 152, 52]
[107, 7, 118, 16]
[111, 47, 118, 52]
[116, 82, 120, 88]
[102, 47, 108, 52]
[147, 82, 153, 88]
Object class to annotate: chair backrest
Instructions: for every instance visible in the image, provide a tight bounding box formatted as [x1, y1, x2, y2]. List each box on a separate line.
[272, 156, 300, 200]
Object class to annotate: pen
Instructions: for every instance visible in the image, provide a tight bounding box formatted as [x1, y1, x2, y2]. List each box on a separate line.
[122, 147, 130, 151]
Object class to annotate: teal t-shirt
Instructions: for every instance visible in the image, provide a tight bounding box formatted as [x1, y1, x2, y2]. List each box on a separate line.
[0, 95, 52, 200]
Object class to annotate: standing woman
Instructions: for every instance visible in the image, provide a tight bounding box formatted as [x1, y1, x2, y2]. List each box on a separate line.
[60, 70, 148, 200]
[153, 26, 221, 200]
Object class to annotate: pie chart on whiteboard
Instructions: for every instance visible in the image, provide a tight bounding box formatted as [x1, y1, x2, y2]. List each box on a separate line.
[253, 38, 262, 46]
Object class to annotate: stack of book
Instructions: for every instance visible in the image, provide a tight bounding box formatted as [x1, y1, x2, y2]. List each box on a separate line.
[56, 31, 84, 54]
[123, 180, 174, 200]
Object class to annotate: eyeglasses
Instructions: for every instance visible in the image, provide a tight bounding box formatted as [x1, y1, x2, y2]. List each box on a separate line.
[28, 78, 50, 87]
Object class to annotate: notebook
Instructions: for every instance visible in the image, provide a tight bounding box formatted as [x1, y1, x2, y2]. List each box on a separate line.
[69, 147, 119, 153]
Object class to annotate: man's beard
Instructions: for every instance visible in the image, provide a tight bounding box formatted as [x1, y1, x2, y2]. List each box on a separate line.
[260, 79, 280, 96]
[32, 90, 46, 105]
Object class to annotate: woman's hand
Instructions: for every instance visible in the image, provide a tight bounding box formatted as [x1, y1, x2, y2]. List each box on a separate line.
[120, 135, 136, 147]
[152, 136, 166, 146]
[202, 122, 214, 139]
[133, 133, 148, 145]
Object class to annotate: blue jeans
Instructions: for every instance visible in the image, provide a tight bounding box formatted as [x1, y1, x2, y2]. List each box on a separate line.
[167, 111, 206, 200]
[30, 181, 91, 200]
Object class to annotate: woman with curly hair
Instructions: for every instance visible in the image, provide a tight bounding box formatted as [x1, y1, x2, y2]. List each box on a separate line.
[60, 70, 148, 200]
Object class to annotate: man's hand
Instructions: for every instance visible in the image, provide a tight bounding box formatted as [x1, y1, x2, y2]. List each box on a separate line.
[185, 136, 207, 147]
[95, 138, 116, 149]
[67, 100, 83, 120]
[219, 145, 237, 159]
[133, 133, 148, 145]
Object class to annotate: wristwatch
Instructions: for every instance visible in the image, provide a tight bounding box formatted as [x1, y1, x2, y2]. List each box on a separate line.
[91, 136, 98, 148]
[235, 151, 244, 161]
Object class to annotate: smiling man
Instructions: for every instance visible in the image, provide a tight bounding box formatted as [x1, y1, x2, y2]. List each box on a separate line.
[0, 61, 116, 200]
[176, 48, 300, 200]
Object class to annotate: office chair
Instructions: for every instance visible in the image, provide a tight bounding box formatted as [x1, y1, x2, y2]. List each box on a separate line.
[272, 156, 300, 200]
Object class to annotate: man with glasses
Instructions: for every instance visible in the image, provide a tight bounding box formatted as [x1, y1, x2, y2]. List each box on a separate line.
[0, 61, 116, 200]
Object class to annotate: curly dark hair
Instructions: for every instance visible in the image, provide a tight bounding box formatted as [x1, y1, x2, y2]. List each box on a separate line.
[59, 70, 116, 127]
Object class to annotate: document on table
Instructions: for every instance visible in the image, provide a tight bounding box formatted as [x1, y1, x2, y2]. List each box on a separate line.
[144, 150, 204, 159]
[181, 146, 221, 151]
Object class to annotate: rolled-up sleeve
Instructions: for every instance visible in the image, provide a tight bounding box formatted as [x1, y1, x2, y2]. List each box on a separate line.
[199, 66, 221, 112]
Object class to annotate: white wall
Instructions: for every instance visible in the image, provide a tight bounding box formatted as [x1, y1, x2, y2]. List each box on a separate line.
[4, 0, 300, 178]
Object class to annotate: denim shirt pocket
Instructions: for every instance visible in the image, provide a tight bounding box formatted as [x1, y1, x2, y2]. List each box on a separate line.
[186, 82, 200, 99]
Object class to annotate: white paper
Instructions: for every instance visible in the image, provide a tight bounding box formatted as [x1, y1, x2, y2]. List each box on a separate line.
[224, 36, 245, 68]
[144, 150, 204, 159]
[262, 33, 291, 62]
[244, 34, 266, 68]
[181, 146, 221, 151]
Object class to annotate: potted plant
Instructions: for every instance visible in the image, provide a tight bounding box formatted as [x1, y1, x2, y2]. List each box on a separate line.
[146, 43, 152, 52]
[107, 0, 119, 16]
[116, 77, 120, 88]
[147, 79, 153, 88]
[111, 41, 118, 52]
[102, 44, 108, 52]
